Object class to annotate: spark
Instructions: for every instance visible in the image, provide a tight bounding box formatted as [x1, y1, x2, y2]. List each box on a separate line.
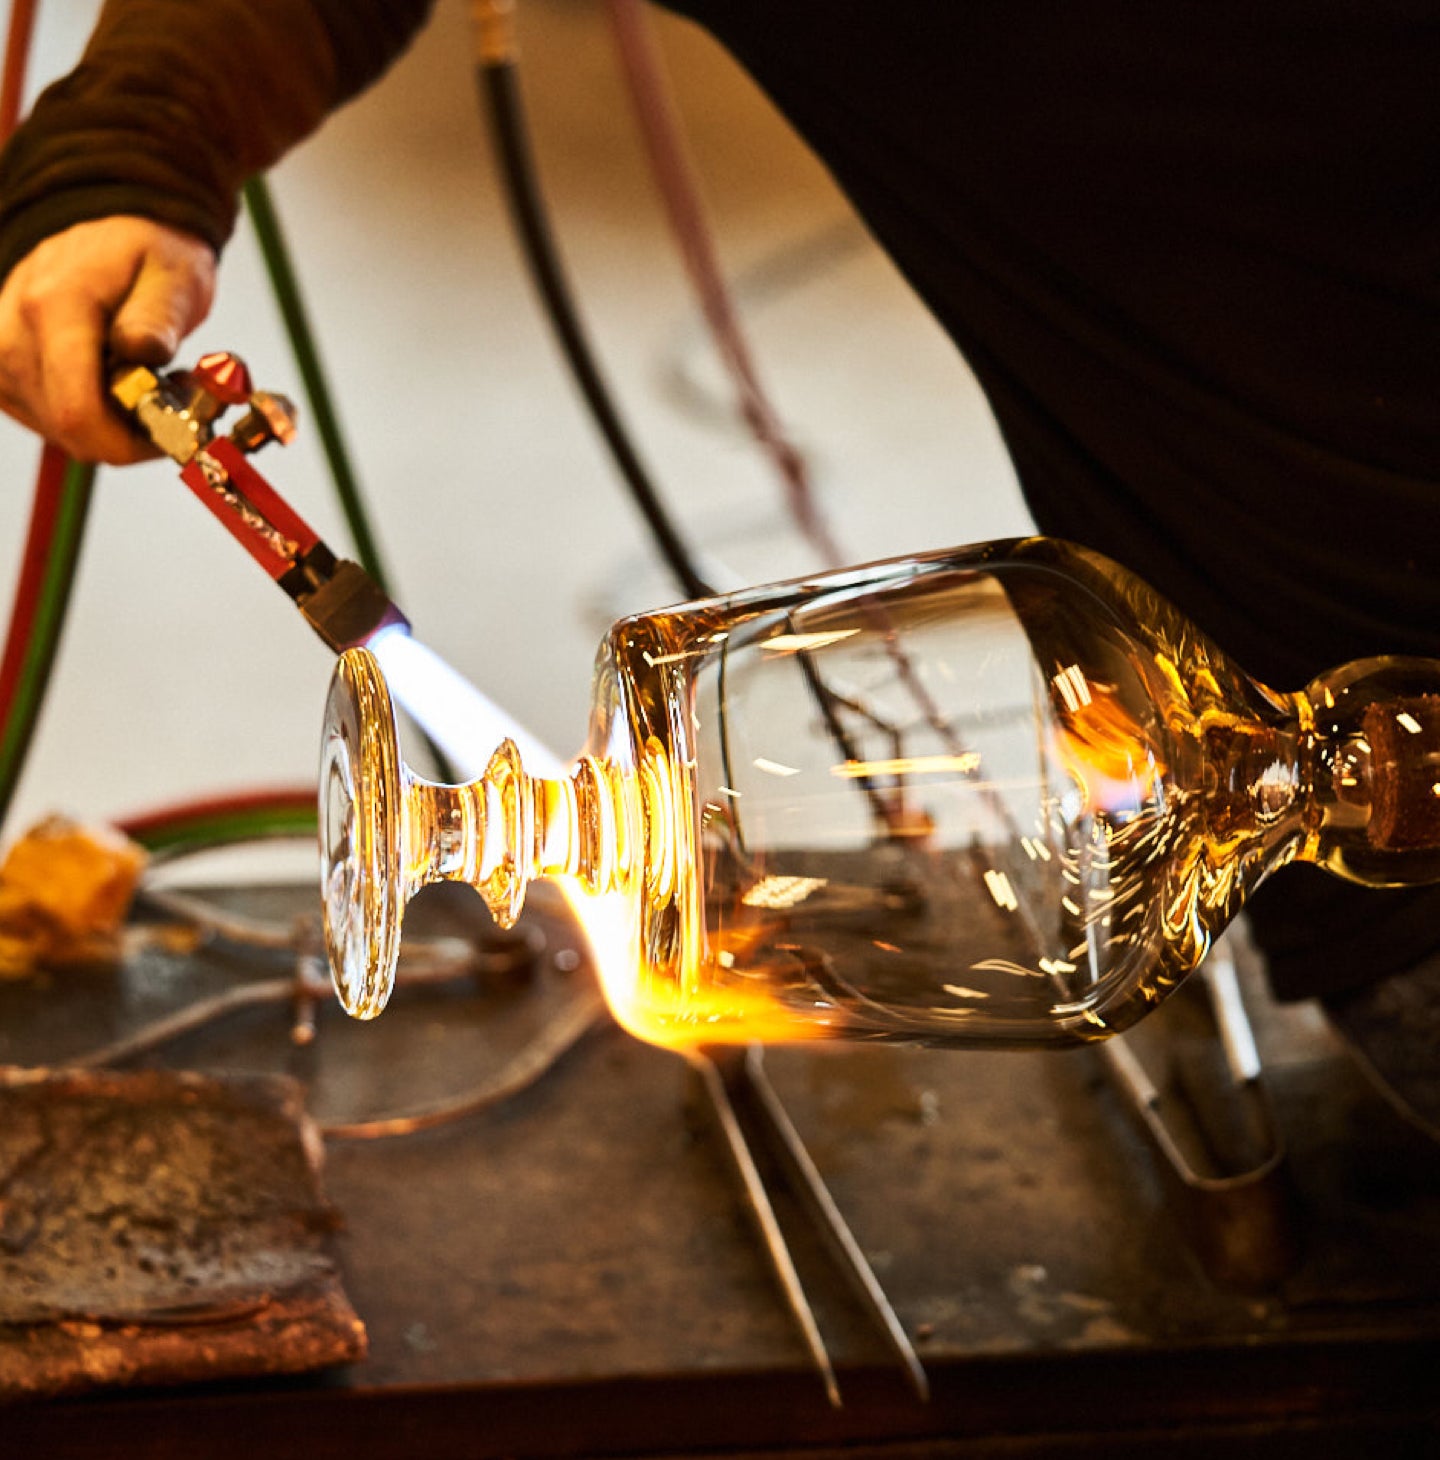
[943, 984, 991, 999]
[753, 757, 802, 778]
[1396, 711, 1423, 735]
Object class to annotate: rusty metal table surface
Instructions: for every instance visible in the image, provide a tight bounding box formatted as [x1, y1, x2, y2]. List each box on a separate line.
[0, 883, 1437, 1457]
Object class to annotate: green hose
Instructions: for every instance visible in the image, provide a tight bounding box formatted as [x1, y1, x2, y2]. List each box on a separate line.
[0, 459, 96, 831]
[243, 174, 394, 596]
[129, 804, 318, 855]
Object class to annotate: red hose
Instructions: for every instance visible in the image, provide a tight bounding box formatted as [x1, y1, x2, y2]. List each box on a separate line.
[116, 787, 316, 840]
[0, 0, 39, 138]
[0, 0, 102, 835]
[0, 443, 66, 720]
[0, 0, 65, 741]
[604, 0, 845, 566]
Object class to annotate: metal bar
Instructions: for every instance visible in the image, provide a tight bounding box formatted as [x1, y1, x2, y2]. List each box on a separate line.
[1096, 942, 1297, 1290]
[1204, 946, 1263, 1084]
[686, 1050, 842, 1407]
[733, 1045, 930, 1401]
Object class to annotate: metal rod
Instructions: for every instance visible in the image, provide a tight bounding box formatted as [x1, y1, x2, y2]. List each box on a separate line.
[687, 1050, 842, 1407]
[69, 978, 295, 1069]
[733, 1045, 930, 1401]
[1203, 945, 1263, 1084]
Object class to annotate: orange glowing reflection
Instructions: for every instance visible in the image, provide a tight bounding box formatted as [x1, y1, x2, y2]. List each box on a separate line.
[1052, 686, 1164, 814]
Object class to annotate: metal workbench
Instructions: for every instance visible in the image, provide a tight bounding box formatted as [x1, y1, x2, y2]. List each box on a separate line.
[1, 883, 1436, 1456]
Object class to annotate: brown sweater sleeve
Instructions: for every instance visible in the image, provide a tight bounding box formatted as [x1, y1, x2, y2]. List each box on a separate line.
[0, 0, 436, 282]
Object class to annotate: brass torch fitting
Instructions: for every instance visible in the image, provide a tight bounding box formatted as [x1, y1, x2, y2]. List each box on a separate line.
[473, 0, 519, 64]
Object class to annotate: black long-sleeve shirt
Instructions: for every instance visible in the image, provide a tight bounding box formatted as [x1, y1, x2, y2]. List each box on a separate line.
[0, 0, 435, 279]
[2, 0, 1437, 996]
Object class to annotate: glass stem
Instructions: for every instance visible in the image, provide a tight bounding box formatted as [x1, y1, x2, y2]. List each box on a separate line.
[405, 743, 629, 929]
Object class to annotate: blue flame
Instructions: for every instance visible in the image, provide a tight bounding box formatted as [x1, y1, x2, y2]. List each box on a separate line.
[367, 625, 564, 781]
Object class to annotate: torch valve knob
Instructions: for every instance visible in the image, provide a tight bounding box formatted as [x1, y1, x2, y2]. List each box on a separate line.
[230, 391, 299, 453]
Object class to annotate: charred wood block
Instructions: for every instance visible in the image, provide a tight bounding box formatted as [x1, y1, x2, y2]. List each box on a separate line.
[0, 1067, 365, 1400]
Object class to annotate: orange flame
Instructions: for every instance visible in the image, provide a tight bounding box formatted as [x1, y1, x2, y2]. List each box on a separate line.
[556, 880, 835, 1049]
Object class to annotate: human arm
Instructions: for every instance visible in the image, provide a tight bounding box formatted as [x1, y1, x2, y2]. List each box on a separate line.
[0, 0, 435, 462]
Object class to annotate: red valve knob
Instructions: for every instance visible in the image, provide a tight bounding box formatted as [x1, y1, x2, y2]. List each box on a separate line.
[191, 351, 253, 405]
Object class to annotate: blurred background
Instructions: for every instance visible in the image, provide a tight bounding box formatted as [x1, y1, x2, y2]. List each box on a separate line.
[0, 0, 1027, 868]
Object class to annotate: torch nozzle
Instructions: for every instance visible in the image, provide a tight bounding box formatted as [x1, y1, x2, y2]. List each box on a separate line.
[296, 558, 411, 654]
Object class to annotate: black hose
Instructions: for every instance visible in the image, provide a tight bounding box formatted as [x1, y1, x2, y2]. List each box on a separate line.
[476, 56, 713, 603]
[471, 23, 894, 832]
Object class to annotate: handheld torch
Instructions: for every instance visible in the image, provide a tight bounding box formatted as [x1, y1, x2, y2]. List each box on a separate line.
[110, 350, 409, 654]
[110, 350, 559, 779]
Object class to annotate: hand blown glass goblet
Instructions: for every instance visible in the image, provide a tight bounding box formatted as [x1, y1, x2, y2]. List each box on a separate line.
[319, 536, 1440, 1049]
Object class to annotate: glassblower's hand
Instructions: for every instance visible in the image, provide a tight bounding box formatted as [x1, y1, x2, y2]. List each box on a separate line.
[0, 216, 216, 464]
